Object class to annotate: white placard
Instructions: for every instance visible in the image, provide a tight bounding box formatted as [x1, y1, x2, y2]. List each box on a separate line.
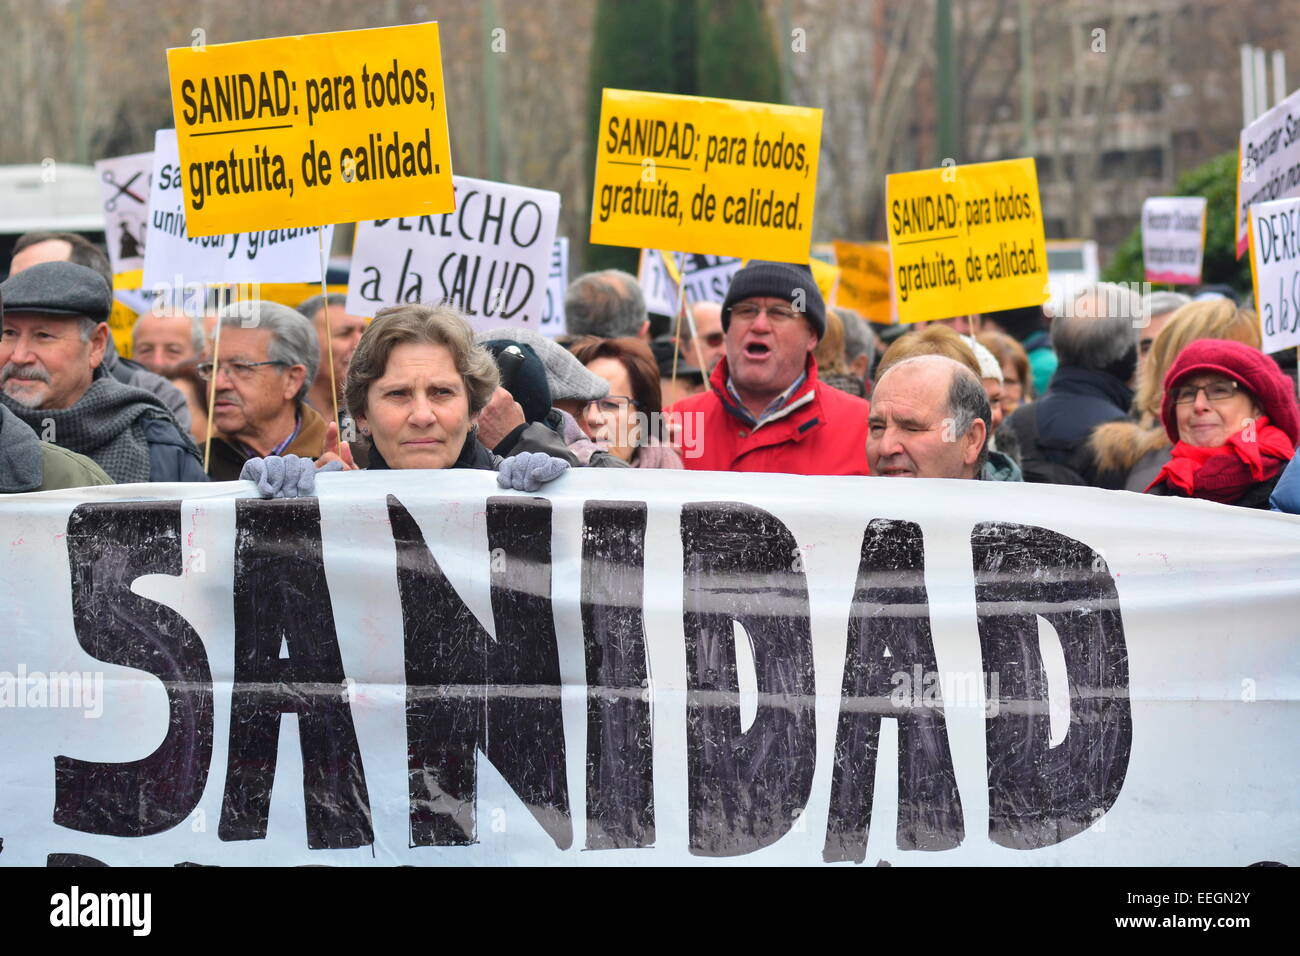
[1249, 196, 1300, 353]
[93, 150, 153, 282]
[141, 129, 331, 292]
[1237, 86, 1300, 257]
[638, 247, 680, 317]
[346, 175, 561, 332]
[539, 237, 569, 338]
[679, 252, 743, 304]
[0, 471, 1297, 866]
[1141, 196, 1207, 285]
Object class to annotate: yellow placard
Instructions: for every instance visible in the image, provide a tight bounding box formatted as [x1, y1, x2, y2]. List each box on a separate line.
[590, 89, 821, 262]
[108, 300, 139, 358]
[166, 23, 454, 237]
[112, 270, 144, 292]
[808, 256, 840, 305]
[832, 240, 894, 323]
[885, 158, 1047, 323]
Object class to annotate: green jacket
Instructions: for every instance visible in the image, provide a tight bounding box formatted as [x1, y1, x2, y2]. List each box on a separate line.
[0, 405, 113, 493]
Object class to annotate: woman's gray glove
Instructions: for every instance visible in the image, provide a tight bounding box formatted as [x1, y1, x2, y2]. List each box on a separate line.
[496, 451, 569, 492]
[239, 454, 342, 498]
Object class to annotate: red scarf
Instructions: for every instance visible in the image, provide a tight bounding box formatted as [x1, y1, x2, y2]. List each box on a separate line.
[1147, 416, 1296, 503]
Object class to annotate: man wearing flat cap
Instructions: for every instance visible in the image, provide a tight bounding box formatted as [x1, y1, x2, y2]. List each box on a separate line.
[0, 262, 207, 483]
[668, 260, 871, 474]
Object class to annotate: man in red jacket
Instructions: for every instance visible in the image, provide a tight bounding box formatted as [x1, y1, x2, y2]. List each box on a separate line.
[670, 260, 871, 475]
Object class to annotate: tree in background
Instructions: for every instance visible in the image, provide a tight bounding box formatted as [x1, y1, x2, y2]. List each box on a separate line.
[583, 0, 782, 273]
[695, 0, 782, 103]
[1101, 152, 1251, 297]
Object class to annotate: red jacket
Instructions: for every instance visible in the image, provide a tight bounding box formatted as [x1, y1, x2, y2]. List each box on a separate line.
[670, 356, 871, 475]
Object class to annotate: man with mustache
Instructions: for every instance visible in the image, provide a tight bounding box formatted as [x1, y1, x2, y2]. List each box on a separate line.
[203, 299, 329, 481]
[668, 260, 871, 474]
[0, 262, 206, 483]
[10, 230, 193, 431]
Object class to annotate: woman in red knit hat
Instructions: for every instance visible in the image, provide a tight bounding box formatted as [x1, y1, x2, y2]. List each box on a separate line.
[1145, 339, 1299, 508]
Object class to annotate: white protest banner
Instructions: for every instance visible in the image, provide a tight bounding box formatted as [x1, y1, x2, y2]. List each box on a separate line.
[539, 237, 569, 338]
[638, 250, 740, 314]
[142, 129, 331, 292]
[1141, 196, 1207, 285]
[1237, 86, 1300, 258]
[1248, 196, 1300, 353]
[346, 175, 561, 332]
[94, 150, 153, 288]
[638, 247, 680, 317]
[0, 471, 1297, 866]
[680, 253, 743, 304]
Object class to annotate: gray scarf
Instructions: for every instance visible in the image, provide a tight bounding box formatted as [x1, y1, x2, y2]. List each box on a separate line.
[0, 376, 170, 483]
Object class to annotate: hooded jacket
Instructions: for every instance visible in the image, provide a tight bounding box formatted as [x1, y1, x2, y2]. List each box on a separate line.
[669, 355, 871, 475]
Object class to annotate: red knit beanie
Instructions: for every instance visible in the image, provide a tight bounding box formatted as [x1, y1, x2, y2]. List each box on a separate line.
[1160, 339, 1300, 443]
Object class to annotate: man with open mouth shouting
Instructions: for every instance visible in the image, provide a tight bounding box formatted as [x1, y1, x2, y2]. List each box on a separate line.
[668, 260, 871, 475]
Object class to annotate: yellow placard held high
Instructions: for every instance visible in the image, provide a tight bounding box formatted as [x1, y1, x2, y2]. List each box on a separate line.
[590, 89, 822, 262]
[885, 158, 1047, 323]
[166, 23, 454, 237]
[832, 240, 894, 323]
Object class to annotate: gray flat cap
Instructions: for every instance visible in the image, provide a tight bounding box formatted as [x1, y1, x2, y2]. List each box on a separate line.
[0, 261, 112, 324]
[476, 326, 608, 403]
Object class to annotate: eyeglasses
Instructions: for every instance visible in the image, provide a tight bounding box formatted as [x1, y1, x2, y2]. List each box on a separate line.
[195, 359, 289, 382]
[1171, 380, 1242, 405]
[586, 395, 640, 414]
[728, 303, 800, 323]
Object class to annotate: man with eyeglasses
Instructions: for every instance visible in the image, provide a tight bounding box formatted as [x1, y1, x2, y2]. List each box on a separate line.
[682, 301, 726, 374]
[669, 260, 871, 474]
[202, 300, 329, 480]
[0, 262, 206, 483]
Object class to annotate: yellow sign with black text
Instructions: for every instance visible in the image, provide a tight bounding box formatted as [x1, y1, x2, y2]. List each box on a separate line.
[832, 240, 894, 323]
[166, 23, 454, 237]
[590, 89, 822, 262]
[885, 158, 1047, 323]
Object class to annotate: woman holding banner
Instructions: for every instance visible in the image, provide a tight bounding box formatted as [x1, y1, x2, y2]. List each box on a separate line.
[239, 304, 570, 496]
[1143, 339, 1298, 509]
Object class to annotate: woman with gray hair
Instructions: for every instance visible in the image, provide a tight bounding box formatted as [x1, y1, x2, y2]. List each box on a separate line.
[239, 304, 569, 496]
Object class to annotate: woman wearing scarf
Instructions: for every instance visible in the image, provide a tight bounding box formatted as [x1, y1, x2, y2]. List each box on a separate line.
[1145, 339, 1299, 509]
[238, 304, 569, 497]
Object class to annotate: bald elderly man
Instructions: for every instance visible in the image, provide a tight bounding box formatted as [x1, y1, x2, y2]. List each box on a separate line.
[867, 354, 991, 480]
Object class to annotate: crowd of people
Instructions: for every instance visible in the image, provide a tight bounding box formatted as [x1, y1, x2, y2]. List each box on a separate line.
[2, 228, 1299, 515]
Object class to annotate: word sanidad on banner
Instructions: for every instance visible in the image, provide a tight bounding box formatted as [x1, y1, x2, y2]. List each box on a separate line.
[590, 89, 822, 262]
[166, 22, 454, 236]
[886, 157, 1048, 323]
[0, 471, 1296, 866]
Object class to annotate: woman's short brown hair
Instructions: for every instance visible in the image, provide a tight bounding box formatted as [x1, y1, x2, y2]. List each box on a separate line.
[567, 336, 663, 415]
[876, 323, 981, 379]
[345, 303, 499, 420]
